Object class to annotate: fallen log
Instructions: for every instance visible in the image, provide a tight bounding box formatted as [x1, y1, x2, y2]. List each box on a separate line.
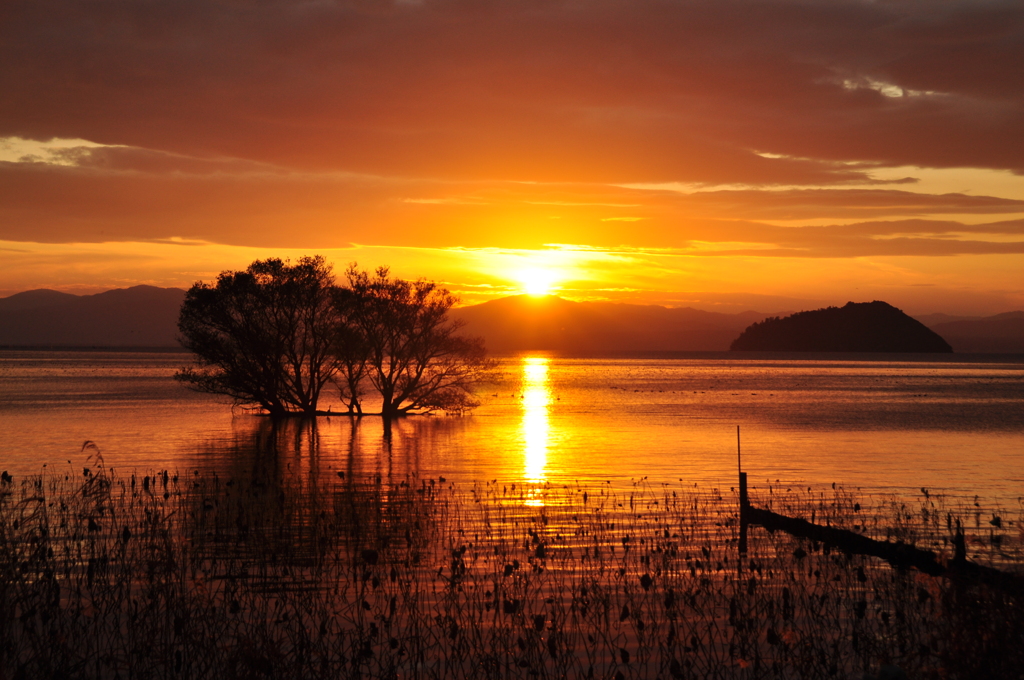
[744, 504, 946, 575]
[739, 472, 1024, 594]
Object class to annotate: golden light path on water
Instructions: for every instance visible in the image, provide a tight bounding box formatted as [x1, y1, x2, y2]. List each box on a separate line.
[520, 356, 551, 505]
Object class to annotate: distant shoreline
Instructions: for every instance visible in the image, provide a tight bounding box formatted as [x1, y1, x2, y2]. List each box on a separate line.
[0, 345, 189, 353]
[2, 346, 1023, 363]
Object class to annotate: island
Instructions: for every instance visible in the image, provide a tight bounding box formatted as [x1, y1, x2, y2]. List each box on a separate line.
[730, 301, 953, 352]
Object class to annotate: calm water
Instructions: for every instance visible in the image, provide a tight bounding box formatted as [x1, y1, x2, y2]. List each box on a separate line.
[1, 350, 1022, 503]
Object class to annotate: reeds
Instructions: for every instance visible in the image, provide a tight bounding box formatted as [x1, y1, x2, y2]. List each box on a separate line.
[1, 466, 1021, 679]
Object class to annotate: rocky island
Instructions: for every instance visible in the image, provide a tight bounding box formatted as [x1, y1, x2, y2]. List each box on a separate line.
[730, 301, 953, 352]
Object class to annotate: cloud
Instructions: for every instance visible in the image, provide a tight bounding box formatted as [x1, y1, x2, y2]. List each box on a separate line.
[675, 188, 1024, 220]
[4, 154, 1024, 259]
[3, 0, 1023, 186]
[2, 0, 1024, 314]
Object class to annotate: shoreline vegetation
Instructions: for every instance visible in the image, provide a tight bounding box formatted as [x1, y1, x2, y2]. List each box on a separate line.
[2, 462, 1021, 679]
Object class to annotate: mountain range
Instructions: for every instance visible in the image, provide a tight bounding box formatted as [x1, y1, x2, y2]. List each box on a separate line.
[449, 295, 769, 352]
[0, 286, 185, 347]
[924, 312, 1024, 354]
[1, 286, 1022, 353]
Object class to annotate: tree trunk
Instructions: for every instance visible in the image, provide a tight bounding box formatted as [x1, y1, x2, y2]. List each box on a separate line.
[345, 395, 362, 415]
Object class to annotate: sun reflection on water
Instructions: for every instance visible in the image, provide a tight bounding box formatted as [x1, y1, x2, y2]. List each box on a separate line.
[521, 356, 551, 505]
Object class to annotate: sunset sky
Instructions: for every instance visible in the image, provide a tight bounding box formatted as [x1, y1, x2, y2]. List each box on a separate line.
[2, 0, 1023, 315]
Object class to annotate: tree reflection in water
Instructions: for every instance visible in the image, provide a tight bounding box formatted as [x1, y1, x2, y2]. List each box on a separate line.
[185, 418, 438, 575]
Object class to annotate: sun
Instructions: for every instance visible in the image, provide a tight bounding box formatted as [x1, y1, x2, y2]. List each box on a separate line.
[516, 267, 558, 296]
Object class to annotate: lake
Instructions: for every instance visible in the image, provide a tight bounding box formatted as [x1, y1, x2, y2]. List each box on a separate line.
[1, 349, 1022, 504]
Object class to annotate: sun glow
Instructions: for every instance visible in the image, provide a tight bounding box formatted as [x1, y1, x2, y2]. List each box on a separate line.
[516, 267, 559, 296]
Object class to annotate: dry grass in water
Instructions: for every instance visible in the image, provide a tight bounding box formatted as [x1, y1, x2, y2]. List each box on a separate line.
[1, 462, 1022, 679]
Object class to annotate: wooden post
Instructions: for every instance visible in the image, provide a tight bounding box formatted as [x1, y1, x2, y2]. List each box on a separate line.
[739, 471, 748, 556]
[736, 425, 741, 475]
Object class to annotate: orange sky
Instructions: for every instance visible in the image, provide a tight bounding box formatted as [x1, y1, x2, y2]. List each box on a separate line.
[2, 0, 1023, 315]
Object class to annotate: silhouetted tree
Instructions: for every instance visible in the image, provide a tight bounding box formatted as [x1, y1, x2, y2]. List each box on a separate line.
[176, 257, 340, 416]
[330, 286, 371, 415]
[342, 266, 489, 418]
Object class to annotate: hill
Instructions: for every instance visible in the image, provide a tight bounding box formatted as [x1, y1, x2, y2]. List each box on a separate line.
[450, 295, 770, 352]
[730, 301, 953, 353]
[0, 289, 80, 313]
[912, 312, 977, 327]
[927, 312, 1024, 353]
[0, 286, 186, 347]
